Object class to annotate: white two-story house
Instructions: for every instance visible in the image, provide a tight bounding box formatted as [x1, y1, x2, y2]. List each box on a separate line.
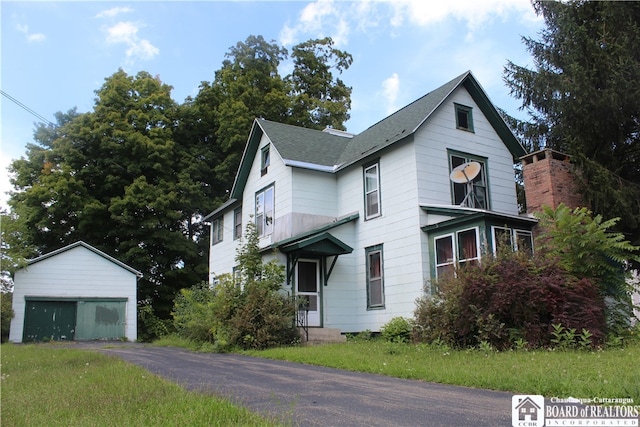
[205, 71, 536, 334]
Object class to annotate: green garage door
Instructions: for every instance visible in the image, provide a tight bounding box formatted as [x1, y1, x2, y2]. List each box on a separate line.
[23, 300, 77, 342]
[75, 300, 126, 340]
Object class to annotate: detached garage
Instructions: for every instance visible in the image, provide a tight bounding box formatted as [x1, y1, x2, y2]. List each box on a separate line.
[9, 241, 142, 343]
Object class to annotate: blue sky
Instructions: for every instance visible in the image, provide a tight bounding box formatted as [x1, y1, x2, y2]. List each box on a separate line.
[1, 0, 543, 208]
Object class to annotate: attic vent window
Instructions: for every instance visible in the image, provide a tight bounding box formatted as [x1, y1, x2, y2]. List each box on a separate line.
[261, 145, 270, 176]
[455, 103, 474, 132]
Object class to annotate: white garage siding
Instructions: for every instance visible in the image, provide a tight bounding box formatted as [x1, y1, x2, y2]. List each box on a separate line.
[9, 242, 140, 343]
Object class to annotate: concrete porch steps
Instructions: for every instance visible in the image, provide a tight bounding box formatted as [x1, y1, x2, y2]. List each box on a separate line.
[298, 327, 346, 345]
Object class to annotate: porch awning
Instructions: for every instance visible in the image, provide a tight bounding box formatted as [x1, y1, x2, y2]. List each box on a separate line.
[279, 232, 353, 256]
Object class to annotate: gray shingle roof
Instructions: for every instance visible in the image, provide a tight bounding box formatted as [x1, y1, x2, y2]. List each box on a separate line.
[257, 71, 488, 171]
[337, 71, 468, 168]
[225, 70, 524, 204]
[257, 120, 351, 169]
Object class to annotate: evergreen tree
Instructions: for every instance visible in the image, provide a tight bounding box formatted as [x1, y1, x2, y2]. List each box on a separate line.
[504, 1, 640, 251]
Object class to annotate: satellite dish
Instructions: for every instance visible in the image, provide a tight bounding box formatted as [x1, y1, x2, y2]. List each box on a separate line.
[449, 161, 481, 184]
[449, 161, 482, 208]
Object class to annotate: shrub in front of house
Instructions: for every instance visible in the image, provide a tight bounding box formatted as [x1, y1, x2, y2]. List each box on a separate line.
[172, 222, 297, 351]
[413, 205, 640, 350]
[380, 316, 413, 343]
[414, 251, 606, 350]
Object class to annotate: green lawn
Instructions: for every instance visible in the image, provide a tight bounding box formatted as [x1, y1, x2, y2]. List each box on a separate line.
[243, 340, 640, 402]
[0, 344, 280, 427]
[3, 338, 638, 426]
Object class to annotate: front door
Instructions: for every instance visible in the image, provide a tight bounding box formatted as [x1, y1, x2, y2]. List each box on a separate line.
[296, 259, 321, 327]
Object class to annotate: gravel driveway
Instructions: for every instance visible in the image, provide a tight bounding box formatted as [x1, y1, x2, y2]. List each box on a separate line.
[64, 342, 516, 426]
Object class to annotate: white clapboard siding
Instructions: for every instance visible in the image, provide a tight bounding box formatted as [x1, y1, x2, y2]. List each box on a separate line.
[415, 87, 519, 214]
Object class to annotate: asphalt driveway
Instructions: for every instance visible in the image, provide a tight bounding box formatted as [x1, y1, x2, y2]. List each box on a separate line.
[82, 343, 513, 426]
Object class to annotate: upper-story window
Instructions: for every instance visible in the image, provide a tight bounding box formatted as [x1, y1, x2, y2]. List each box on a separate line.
[455, 103, 474, 132]
[212, 217, 223, 245]
[364, 162, 381, 219]
[256, 185, 274, 236]
[261, 145, 270, 176]
[233, 207, 242, 240]
[450, 152, 488, 210]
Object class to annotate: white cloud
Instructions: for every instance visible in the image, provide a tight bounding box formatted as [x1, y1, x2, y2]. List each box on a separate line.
[279, 0, 351, 47]
[385, 0, 537, 30]
[27, 33, 46, 43]
[95, 6, 133, 19]
[16, 23, 46, 43]
[106, 21, 138, 44]
[281, 0, 538, 48]
[126, 39, 159, 61]
[105, 21, 159, 61]
[381, 73, 400, 115]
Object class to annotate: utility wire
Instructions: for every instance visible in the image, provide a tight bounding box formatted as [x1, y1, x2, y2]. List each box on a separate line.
[1, 89, 55, 126]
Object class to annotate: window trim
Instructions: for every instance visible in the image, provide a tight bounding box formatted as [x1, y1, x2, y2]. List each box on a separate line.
[363, 161, 381, 220]
[434, 233, 455, 280]
[491, 226, 534, 256]
[433, 227, 480, 279]
[255, 184, 275, 237]
[448, 151, 489, 210]
[212, 217, 223, 245]
[261, 145, 270, 176]
[515, 229, 534, 254]
[491, 226, 513, 255]
[457, 227, 480, 267]
[233, 207, 242, 240]
[366, 244, 385, 309]
[454, 103, 474, 132]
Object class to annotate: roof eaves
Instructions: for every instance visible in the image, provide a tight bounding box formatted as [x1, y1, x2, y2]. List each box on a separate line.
[26, 241, 143, 278]
[410, 70, 470, 134]
[283, 159, 339, 173]
[203, 198, 239, 222]
[462, 75, 526, 159]
[230, 119, 264, 200]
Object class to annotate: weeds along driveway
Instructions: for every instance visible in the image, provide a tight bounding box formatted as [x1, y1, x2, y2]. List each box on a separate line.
[84, 344, 514, 427]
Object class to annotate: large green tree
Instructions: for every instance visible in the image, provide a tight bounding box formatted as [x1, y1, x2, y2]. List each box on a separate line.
[287, 37, 353, 130]
[504, 1, 640, 250]
[193, 35, 353, 201]
[8, 70, 206, 318]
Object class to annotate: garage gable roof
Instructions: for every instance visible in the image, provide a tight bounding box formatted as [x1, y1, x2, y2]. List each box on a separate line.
[26, 241, 143, 278]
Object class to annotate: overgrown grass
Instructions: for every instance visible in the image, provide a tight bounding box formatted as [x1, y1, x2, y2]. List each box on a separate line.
[0, 344, 280, 427]
[243, 340, 640, 401]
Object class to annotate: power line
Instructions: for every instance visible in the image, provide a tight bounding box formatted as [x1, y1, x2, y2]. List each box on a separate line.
[0, 89, 55, 126]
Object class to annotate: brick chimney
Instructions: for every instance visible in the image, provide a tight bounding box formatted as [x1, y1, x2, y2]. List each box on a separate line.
[521, 148, 585, 214]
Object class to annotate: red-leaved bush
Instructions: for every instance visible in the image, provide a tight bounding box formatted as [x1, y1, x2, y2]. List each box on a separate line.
[413, 252, 606, 349]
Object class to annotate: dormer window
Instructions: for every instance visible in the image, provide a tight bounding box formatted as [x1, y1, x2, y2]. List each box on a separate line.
[261, 145, 270, 176]
[455, 103, 474, 132]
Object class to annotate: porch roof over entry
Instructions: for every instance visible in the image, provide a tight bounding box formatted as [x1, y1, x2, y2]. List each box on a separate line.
[279, 232, 353, 256]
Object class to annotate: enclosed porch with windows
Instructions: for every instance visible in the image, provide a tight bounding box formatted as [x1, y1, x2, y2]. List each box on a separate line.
[421, 205, 537, 281]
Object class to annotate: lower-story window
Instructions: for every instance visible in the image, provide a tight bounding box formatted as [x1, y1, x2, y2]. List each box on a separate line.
[434, 227, 480, 279]
[492, 226, 534, 255]
[366, 244, 385, 309]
